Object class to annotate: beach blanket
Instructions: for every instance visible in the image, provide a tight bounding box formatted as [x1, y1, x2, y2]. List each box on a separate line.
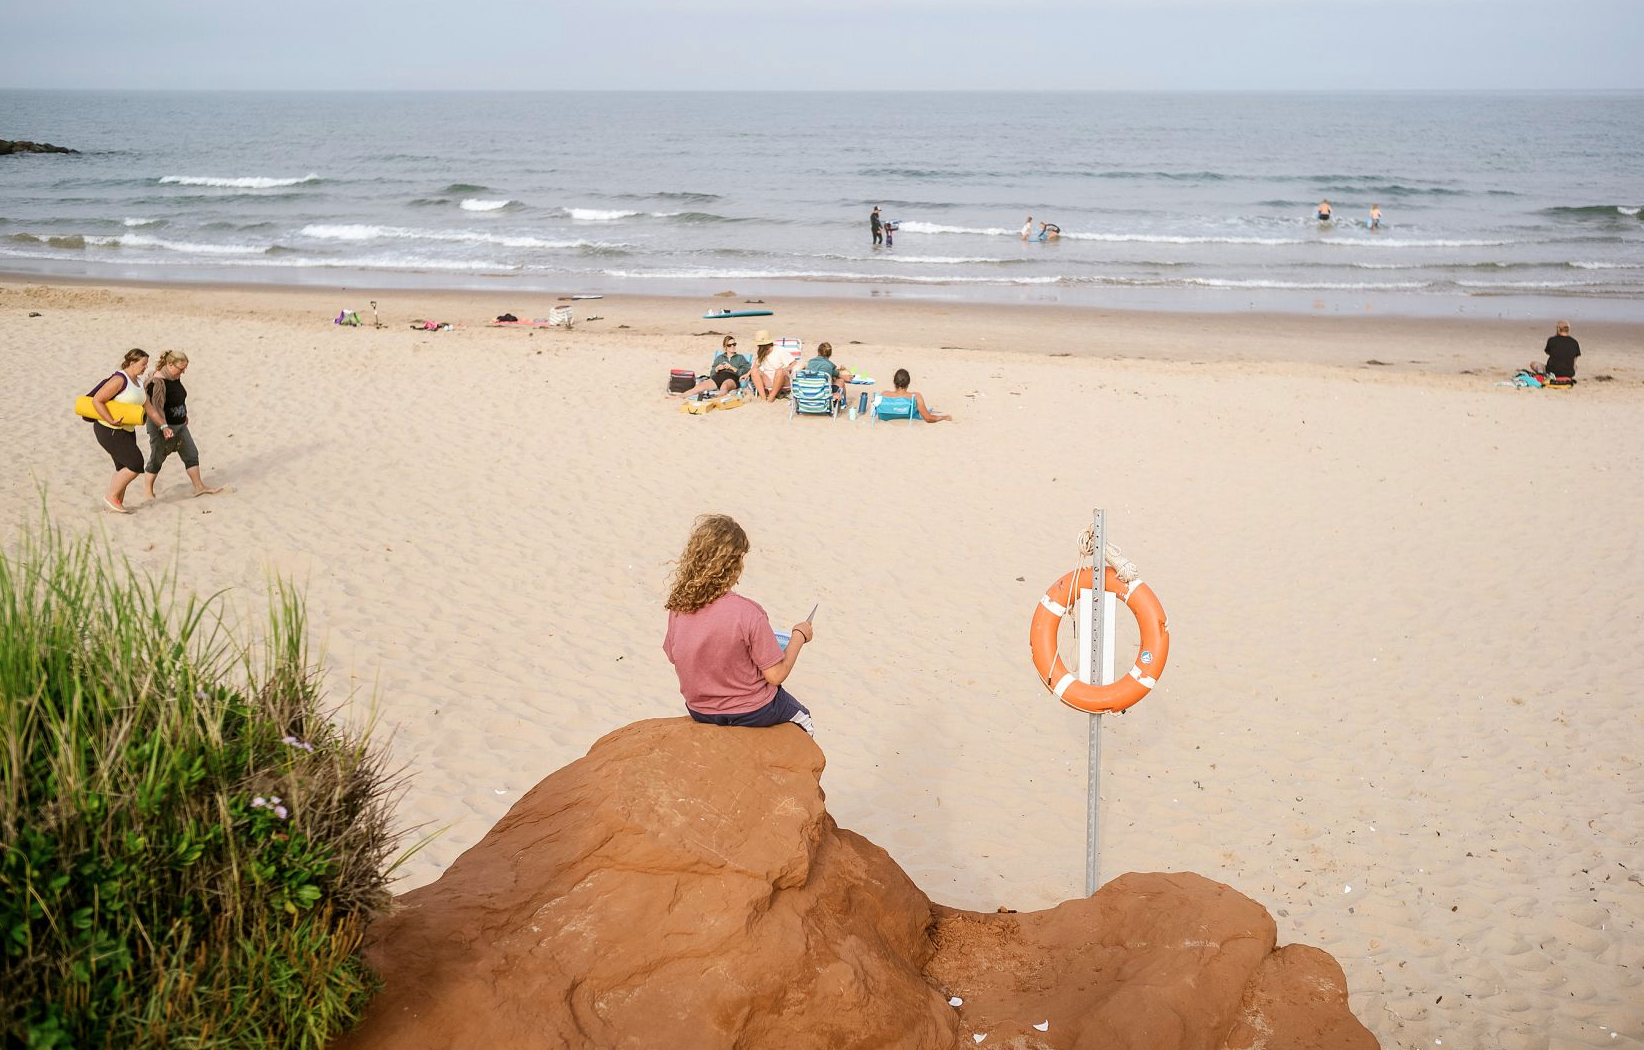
[408, 319, 457, 331]
[487, 319, 556, 328]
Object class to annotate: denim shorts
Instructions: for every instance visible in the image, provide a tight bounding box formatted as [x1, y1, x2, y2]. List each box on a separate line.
[688, 686, 814, 736]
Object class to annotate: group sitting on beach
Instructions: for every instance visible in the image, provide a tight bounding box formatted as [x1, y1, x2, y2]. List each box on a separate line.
[675, 330, 952, 422]
[85, 348, 225, 514]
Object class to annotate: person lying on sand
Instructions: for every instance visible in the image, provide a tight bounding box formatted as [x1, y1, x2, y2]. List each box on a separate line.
[663, 514, 816, 736]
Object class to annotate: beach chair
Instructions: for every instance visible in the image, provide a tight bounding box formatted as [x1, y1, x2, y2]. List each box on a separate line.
[790, 370, 839, 421]
[870, 393, 920, 426]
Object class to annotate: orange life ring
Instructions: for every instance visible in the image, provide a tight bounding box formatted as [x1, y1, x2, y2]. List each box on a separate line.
[1029, 566, 1169, 714]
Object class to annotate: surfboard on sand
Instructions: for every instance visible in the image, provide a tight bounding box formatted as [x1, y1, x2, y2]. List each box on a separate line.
[703, 309, 774, 318]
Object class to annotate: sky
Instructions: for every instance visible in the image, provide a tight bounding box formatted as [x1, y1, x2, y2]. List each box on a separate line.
[2, 0, 1642, 91]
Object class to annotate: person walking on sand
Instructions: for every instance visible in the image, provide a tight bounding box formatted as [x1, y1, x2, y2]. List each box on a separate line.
[140, 350, 223, 500]
[663, 514, 816, 735]
[1541, 320, 1581, 380]
[870, 205, 883, 246]
[86, 347, 150, 513]
[1317, 199, 1333, 222]
[1021, 215, 1034, 240]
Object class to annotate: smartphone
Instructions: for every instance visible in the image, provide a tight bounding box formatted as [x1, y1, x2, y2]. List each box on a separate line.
[806, 603, 819, 623]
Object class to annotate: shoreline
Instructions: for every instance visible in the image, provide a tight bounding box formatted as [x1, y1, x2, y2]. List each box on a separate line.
[7, 273, 1642, 382]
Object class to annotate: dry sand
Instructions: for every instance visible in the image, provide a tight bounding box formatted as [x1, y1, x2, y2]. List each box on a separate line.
[4, 278, 1642, 1049]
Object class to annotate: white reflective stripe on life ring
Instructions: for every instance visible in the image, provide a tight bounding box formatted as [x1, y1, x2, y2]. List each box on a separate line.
[1039, 595, 1069, 618]
[1128, 666, 1157, 690]
[1053, 673, 1077, 697]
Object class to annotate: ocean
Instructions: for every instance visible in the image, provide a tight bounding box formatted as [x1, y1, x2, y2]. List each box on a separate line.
[2, 90, 1641, 318]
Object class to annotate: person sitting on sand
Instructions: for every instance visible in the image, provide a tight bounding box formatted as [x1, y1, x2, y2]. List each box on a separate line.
[663, 514, 816, 735]
[750, 330, 791, 401]
[141, 350, 223, 500]
[1037, 222, 1061, 241]
[86, 347, 150, 513]
[682, 335, 750, 398]
[1541, 320, 1581, 380]
[1317, 199, 1333, 222]
[878, 368, 952, 423]
[800, 342, 852, 405]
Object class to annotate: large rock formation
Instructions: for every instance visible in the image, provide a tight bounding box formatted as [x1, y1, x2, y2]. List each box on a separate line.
[0, 140, 79, 155]
[339, 720, 1376, 1049]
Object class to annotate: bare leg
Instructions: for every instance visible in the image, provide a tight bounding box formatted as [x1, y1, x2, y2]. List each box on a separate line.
[105, 468, 140, 512]
[751, 370, 770, 399]
[142, 471, 157, 500]
[186, 465, 223, 496]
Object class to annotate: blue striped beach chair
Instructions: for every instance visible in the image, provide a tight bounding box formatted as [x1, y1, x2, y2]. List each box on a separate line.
[789, 370, 839, 421]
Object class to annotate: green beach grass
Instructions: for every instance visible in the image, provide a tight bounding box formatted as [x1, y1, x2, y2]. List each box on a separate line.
[1, 517, 402, 1049]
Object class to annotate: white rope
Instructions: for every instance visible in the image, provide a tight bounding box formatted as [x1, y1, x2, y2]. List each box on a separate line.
[1077, 524, 1140, 583]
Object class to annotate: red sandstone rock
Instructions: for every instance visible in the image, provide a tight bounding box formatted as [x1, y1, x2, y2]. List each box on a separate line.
[338, 719, 1376, 1050]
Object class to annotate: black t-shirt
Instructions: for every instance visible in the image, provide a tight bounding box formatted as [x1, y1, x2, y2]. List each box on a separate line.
[148, 375, 188, 425]
[1543, 334, 1580, 378]
[870, 211, 882, 231]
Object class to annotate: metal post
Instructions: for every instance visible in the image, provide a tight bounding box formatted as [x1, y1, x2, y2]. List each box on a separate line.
[1086, 508, 1106, 895]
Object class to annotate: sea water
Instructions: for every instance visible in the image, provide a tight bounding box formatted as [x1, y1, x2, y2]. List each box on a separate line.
[2, 90, 1641, 319]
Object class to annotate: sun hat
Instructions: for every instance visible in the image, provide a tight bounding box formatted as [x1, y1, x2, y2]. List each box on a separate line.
[754, 330, 773, 346]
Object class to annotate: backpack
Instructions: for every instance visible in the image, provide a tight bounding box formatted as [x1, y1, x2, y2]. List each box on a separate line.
[668, 369, 697, 394]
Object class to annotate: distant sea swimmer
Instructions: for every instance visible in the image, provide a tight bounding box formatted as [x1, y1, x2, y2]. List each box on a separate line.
[1368, 204, 1382, 230]
[1317, 199, 1333, 222]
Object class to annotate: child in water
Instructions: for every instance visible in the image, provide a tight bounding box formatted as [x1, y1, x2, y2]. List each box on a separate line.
[1368, 204, 1382, 230]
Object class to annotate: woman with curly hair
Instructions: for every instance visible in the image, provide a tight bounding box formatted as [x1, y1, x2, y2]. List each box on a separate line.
[663, 514, 815, 735]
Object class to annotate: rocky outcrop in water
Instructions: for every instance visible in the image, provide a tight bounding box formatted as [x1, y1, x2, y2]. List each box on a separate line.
[338, 719, 1378, 1049]
[0, 140, 79, 155]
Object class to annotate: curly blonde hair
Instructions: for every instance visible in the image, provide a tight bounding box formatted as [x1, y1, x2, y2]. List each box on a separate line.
[665, 514, 749, 613]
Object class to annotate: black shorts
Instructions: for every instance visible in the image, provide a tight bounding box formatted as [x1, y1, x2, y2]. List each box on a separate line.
[713, 369, 741, 388]
[94, 425, 144, 474]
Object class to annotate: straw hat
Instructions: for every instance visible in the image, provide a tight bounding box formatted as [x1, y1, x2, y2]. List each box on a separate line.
[754, 330, 773, 346]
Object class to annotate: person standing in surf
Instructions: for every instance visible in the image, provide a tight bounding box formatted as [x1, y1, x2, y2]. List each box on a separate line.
[870, 206, 883, 246]
[1317, 199, 1333, 222]
[1021, 215, 1034, 240]
[1368, 204, 1382, 230]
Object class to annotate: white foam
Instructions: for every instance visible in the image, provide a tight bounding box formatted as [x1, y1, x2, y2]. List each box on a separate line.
[1064, 232, 1302, 246]
[896, 221, 1014, 236]
[1570, 261, 1643, 269]
[1343, 237, 1511, 248]
[460, 199, 514, 212]
[1456, 279, 1607, 289]
[122, 218, 161, 227]
[158, 173, 319, 189]
[299, 223, 598, 249]
[1619, 206, 1641, 217]
[600, 266, 1061, 285]
[564, 208, 641, 221]
[1182, 278, 1432, 290]
[85, 233, 266, 255]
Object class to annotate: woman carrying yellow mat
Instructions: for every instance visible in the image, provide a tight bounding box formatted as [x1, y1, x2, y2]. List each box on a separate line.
[85, 347, 150, 514]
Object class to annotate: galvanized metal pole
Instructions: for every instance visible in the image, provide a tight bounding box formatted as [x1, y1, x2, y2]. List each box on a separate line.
[1086, 508, 1106, 896]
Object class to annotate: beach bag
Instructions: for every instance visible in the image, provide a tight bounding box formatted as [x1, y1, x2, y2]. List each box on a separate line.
[547, 306, 574, 328]
[668, 369, 697, 394]
[334, 309, 362, 326]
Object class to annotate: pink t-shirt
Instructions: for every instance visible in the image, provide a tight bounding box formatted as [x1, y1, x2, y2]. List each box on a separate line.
[663, 592, 784, 715]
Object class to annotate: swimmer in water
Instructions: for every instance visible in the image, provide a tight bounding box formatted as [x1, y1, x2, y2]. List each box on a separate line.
[1036, 221, 1061, 241]
[1368, 204, 1382, 230]
[1317, 199, 1333, 222]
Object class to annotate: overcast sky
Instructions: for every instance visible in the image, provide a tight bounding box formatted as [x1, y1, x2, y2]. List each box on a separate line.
[3, 0, 1641, 91]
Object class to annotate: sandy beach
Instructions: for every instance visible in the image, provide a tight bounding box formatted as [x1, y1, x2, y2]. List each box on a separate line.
[4, 277, 1642, 1049]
